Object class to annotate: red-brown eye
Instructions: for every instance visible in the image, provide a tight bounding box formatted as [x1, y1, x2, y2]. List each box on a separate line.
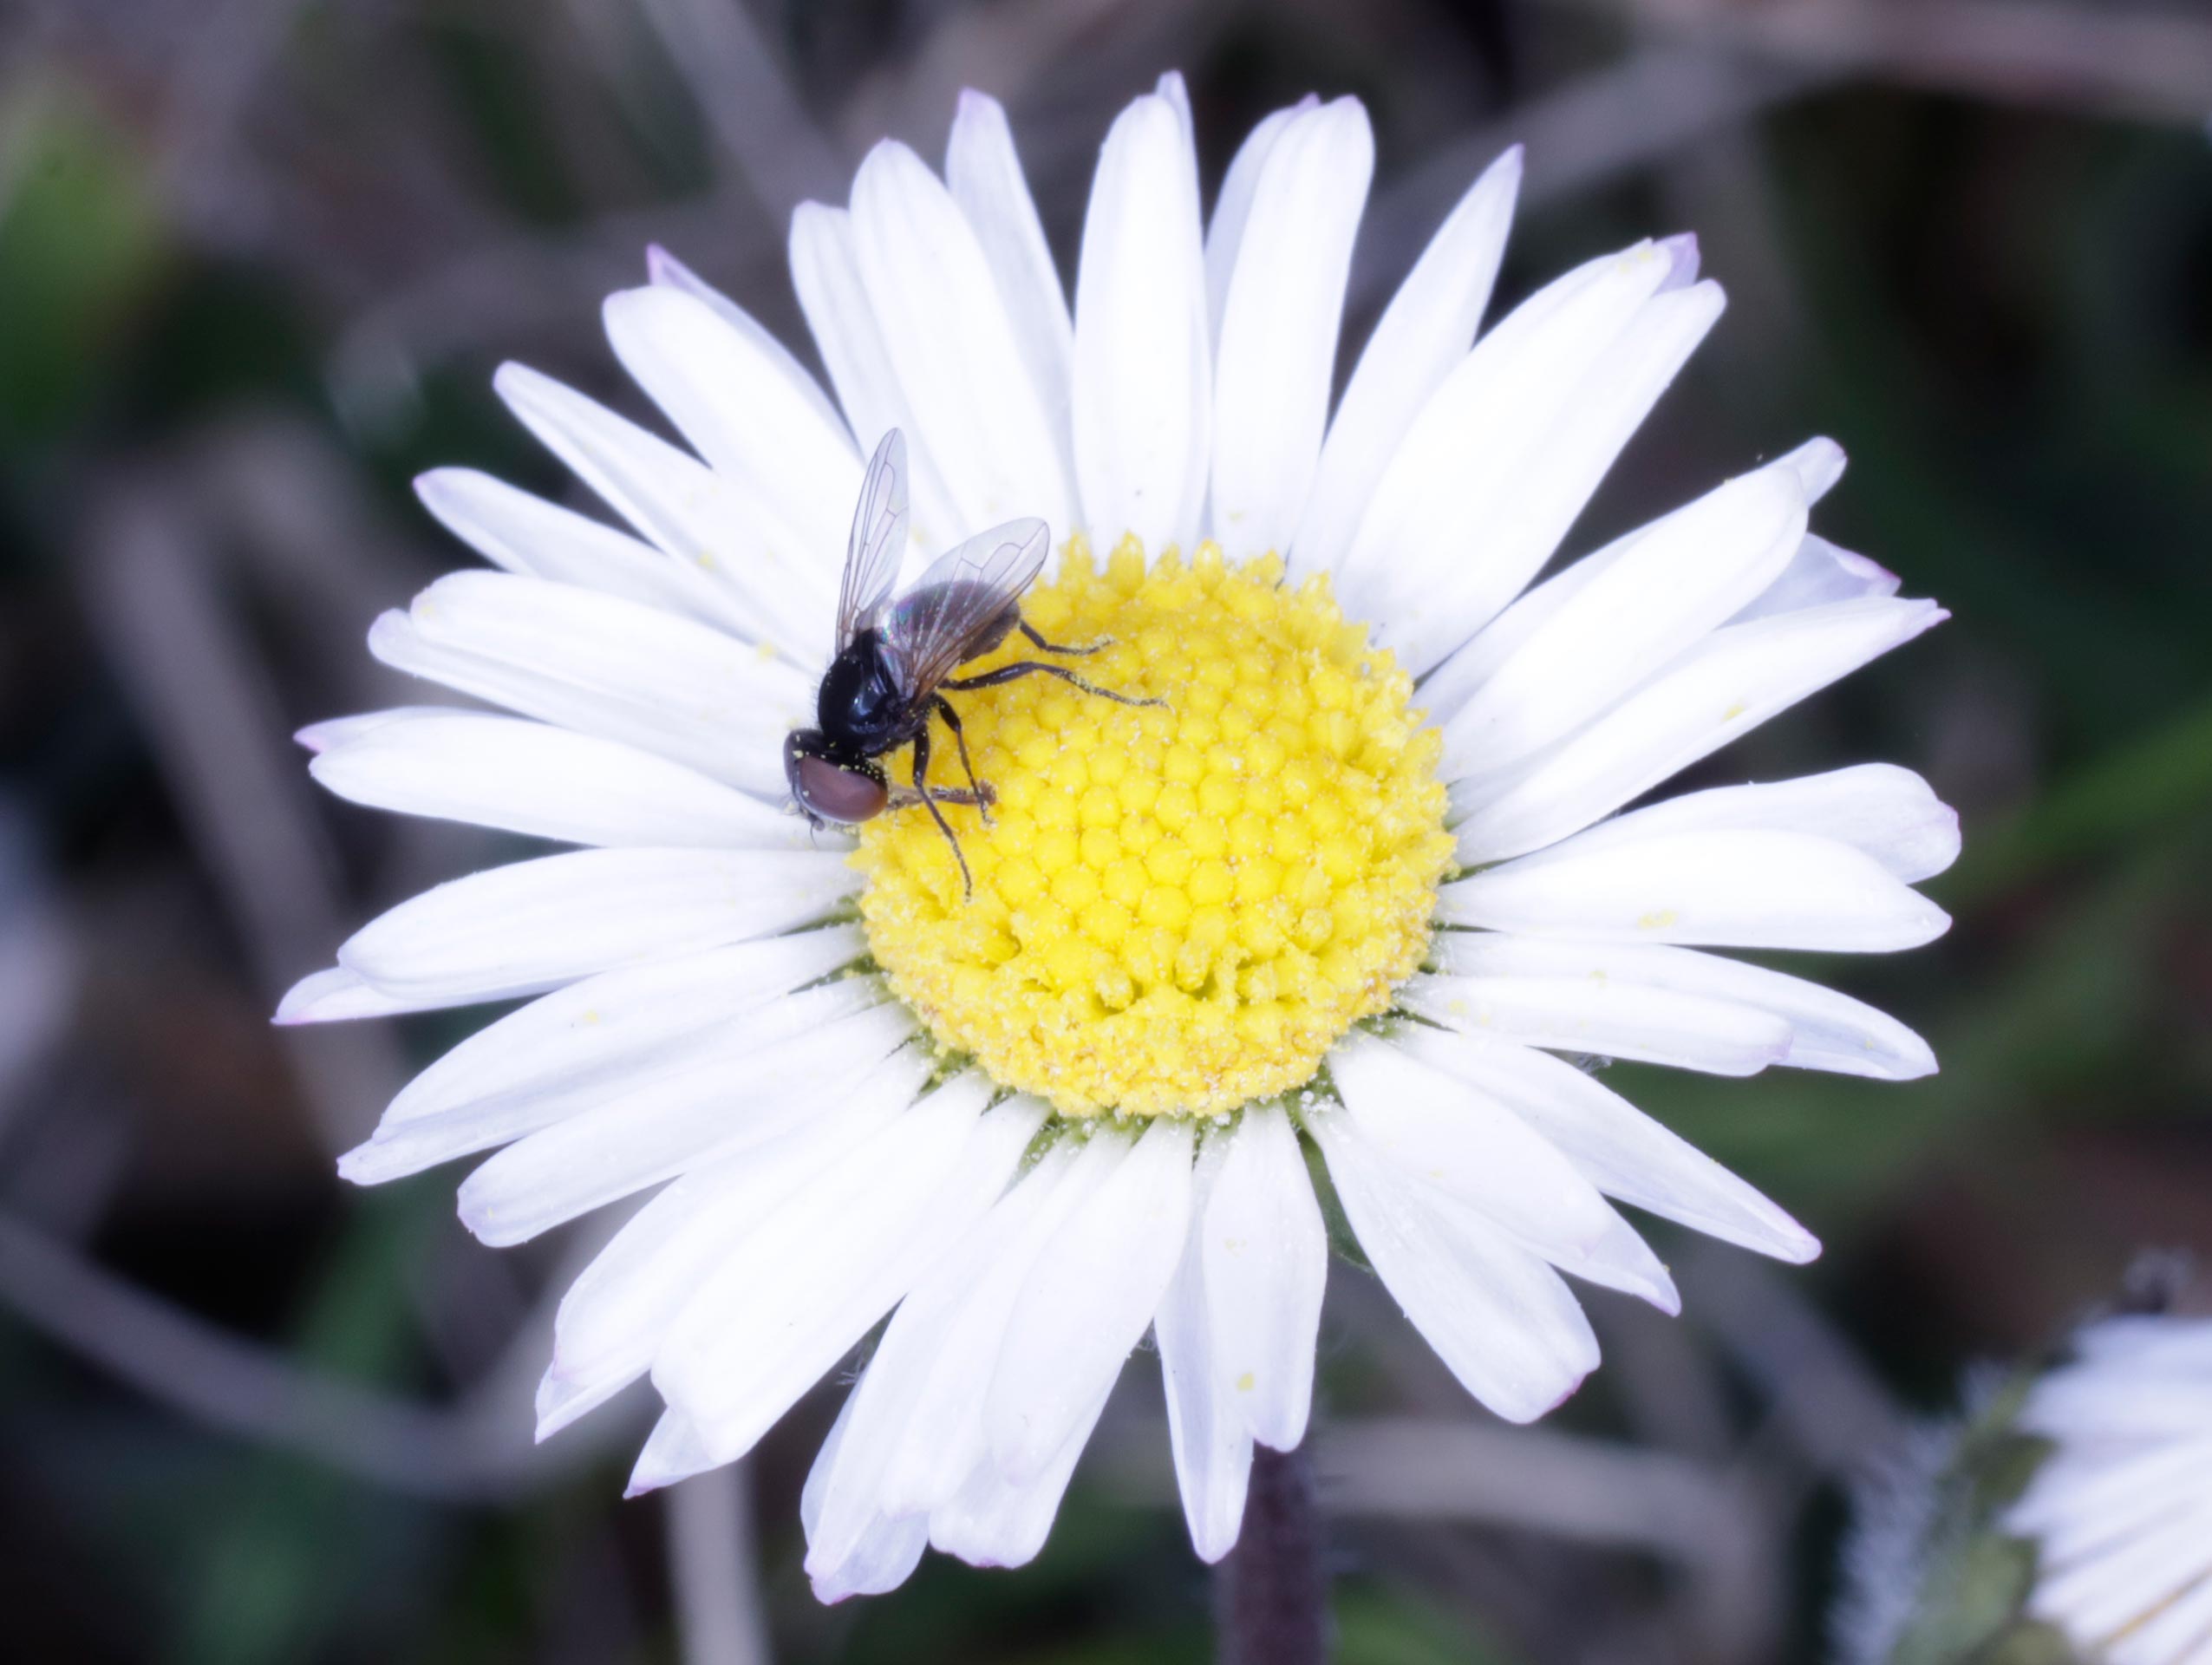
[794, 754, 889, 824]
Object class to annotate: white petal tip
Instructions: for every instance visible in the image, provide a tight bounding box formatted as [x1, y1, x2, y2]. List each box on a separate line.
[332, 1145, 385, 1185]
[1787, 436, 1849, 500]
[1657, 232, 1701, 289]
[599, 284, 656, 332]
[453, 1191, 515, 1248]
[533, 1401, 589, 1446]
[532, 1370, 594, 1443]
[1496, 1370, 1594, 1426]
[490, 361, 539, 402]
[274, 967, 360, 1025]
[856, 134, 923, 186]
[623, 1437, 711, 1499]
[1774, 1230, 1824, 1266]
[410, 467, 467, 512]
[956, 87, 1002, 120]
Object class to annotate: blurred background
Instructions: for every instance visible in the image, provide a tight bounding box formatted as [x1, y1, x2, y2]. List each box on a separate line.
[2, 0, 2209, 1661]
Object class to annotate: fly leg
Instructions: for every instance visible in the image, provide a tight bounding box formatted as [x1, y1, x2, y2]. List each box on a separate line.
[943, 661, 1167, 709]
[887, 782, 994, 812]
[906, 727, 975, 899]
[933, 695, 994, 824]
[1018, 619, 1109, 656]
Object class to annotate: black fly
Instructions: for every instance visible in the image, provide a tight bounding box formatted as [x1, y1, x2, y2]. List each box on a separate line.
[785, 428, 1161, 897]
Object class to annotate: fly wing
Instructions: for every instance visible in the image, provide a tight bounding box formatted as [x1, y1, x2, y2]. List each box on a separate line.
[879, 517, 1051, 693]
[836, 428, 910, 651]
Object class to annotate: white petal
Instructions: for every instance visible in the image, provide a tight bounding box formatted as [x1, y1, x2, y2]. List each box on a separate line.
[1417, 525, 1633, 730]
[1072, 93, 1210, 554]
[310, 710, 809, 850]
[848, 141, 1073, 537]
[344, 982, 880, 1185]
[276, 964, 480, 1026]
[376, 926, 859, 1126]
[800, 1391, 901, 1592]
[454, 1001, 917, 1246]
[1335, 245, 1677, 605]
[1778, 435, 1847, 503]
[1311, 1107, 1598, 1422]
[537, 1070, 917, 1437]
[651, 1077, 1039, 1468]
[1334, 1035, 1677, 1311]
[1295, 144, 1521, 577]
[806, 1132, 1086, 1570]
[368, 570, 814, 797]
[1338, 242, 1722, 673]
[571, 1087, 1041, 1450]
[786, 202, 962, 558]
[1415, 436, 1834, 726]
[338, 845, 859, 1003]
[2072, 1317, 2212, 1375]
[2104, 1563, 2212, 1665]
[1156, 1132, 1254, 1564]
[625, 1406, 721, 1496]
[643, 242, 849, 438]
[295, 707, 450, 754]
[1445, 828, 1951, 951]
[810, 1512, 930, 1604]
[492, 362, 816, 649]
[414, 468, 748, 630]
[1153, 72, 1201, 220]
[1400, 1030, 1820, 1263]
[944, 91, 1075, 487]
[338, 930, 865, 1184]
[1399, 967, 1791, 1077]
[2039, 1509, 2212, 1645]
[986, 1118, 1194, 1482]
[1452, 596, 1950, 864]
[602, 287, 854, 619]
[1424, 934, 1936, 1081]
[1547, 763, 1960, 883]
[1439, 460, 1808, 774]
[928, 1384, 1111, 1570]
[1202, 1105, 1328, 1450]
[1730, 534, 1898, 624]
[1208, 97, 1374, 558]
[1202, 98, 1311, 339]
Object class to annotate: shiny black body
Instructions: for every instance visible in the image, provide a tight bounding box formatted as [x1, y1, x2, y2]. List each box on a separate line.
[821, 583, 1020, 756]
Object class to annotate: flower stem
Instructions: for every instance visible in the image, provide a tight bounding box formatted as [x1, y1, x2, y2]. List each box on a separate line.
[1217, 1444, 1327, 1665]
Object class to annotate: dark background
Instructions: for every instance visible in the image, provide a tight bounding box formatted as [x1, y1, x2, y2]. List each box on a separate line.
[2, 2, 2209, 1661]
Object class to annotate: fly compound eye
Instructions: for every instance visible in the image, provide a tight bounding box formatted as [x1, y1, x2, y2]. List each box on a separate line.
[793, 752, 889, 825]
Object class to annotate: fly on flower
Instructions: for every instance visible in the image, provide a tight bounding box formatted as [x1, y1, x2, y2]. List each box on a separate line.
[784, 428, 1160, 895]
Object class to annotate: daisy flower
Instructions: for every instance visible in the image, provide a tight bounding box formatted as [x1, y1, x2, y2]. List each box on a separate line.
[2006, 1316, 2212, 1663]
[285, 75, 1955, 1598]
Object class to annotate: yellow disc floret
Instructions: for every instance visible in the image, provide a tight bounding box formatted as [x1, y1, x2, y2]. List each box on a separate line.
[855, 536, 1454, 1119]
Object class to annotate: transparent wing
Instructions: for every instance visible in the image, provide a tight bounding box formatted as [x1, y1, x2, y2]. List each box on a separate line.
[879, 517, 1051, 693]
[836, 428, 910, 651]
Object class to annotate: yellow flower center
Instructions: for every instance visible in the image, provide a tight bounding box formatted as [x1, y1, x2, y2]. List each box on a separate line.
[855, 536, 1453, 1119]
